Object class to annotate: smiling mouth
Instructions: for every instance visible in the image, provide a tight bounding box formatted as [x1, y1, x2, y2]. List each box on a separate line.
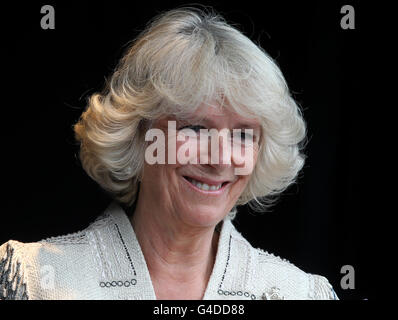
[182, 176, 230, 192]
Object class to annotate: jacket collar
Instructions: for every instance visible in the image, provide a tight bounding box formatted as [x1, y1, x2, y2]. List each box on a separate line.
[90, 201, 254, 300]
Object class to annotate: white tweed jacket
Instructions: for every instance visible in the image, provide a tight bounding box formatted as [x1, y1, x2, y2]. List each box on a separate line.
[0, 201, 338, 300]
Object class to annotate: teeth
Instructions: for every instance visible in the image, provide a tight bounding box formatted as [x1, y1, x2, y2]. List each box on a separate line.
[187, 177, 222, 191]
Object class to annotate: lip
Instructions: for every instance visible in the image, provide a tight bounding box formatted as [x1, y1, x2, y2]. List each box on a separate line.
[181, 175, 232, 195]
[183, 175, 231, 186]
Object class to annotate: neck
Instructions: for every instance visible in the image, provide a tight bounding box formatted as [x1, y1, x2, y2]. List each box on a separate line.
[130, 197, 220, 297]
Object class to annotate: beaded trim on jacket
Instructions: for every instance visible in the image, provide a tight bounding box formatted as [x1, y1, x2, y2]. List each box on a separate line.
[0, 201, 338, 300]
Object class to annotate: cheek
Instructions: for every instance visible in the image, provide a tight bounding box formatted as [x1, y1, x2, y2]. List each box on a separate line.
[175, 136, 200, 165]
[227, 175, 251, 205]
[232, 143, 259, 176]
[142, 161, 177, 189]
[230, 146, 259, 197]
[142, 162, 161, 186]
[252, 146, 259, 168]
[237, 174, 252, 190]
[162, 130, 190, 166]
[248, 143, 260, 169]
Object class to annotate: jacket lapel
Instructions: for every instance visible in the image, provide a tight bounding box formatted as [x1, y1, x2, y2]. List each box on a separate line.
[93, 202, 157, 299]
[99, 201, 253, 300]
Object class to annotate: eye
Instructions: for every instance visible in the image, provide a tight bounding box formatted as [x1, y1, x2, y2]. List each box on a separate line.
[234, 129, 254, 143]
[240, 131, 253, 140]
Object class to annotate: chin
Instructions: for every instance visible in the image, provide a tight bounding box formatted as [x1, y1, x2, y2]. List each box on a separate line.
[183, 204, 227, 228]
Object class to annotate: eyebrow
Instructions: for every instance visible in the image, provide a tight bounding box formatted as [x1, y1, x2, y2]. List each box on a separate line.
[179, 117, 260, 129]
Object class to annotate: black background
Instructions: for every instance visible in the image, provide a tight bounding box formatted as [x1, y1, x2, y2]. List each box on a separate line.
[1, 1, 366, 300]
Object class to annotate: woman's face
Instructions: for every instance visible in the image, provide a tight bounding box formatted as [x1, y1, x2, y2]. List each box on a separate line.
[140, 101, 261, 228]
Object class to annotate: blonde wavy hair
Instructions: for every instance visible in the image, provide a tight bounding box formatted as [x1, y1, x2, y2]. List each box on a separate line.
[73, 6, 307, 216]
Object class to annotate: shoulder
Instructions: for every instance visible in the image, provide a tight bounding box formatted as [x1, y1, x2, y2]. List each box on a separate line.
[0, 226, 96, 300]
[229, 223, 338, 300]
[1, 240, 30, 299]
[254, 247, 338, 300]
[0, 202, 136, 300]
[0, 239, 43, 299]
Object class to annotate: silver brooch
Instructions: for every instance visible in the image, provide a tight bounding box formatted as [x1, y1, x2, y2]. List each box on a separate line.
[262, 286, 285, 300]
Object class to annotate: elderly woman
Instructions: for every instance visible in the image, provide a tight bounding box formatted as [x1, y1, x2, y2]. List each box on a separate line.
[0, 7, 337, 300]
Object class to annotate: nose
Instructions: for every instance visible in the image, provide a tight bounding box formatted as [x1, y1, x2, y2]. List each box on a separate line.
[201, 129, 254, 175]
[198, 129, 246, 169]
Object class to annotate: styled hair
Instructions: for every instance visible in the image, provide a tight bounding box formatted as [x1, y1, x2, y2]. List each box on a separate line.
[73, 6, 307, 217]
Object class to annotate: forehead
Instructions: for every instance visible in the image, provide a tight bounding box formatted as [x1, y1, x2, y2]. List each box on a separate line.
[185, 101, 261, 128]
